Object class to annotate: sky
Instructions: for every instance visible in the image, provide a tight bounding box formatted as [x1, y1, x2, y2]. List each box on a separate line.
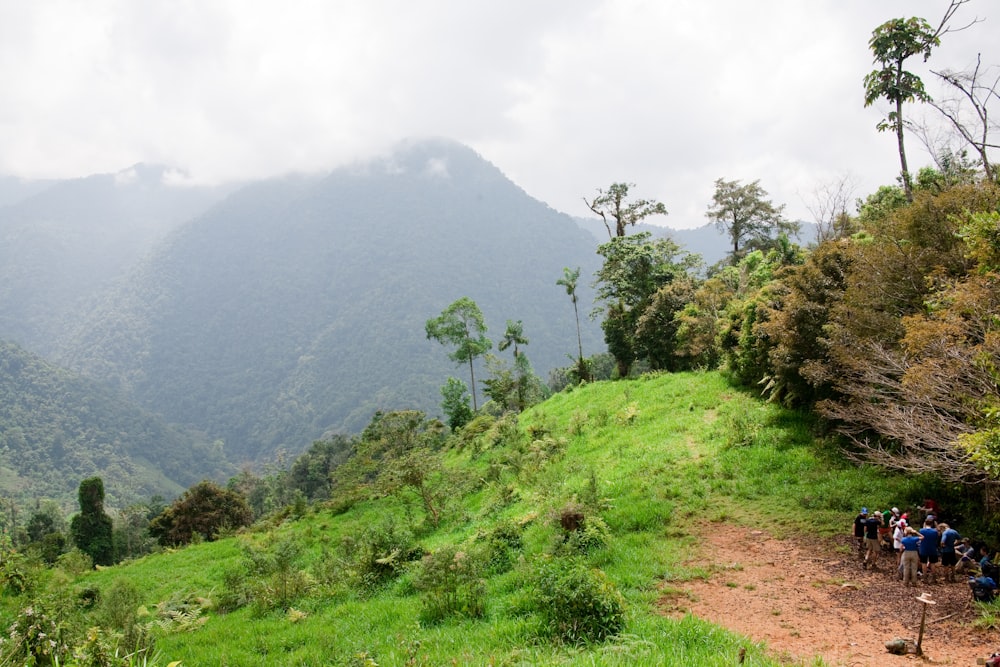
[0, 1, 994, 228]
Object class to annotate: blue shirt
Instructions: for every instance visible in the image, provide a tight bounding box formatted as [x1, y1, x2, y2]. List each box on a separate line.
[901, 535, 920, 552]
[940, 528, 959, 553]
[918, 527, 940, 557]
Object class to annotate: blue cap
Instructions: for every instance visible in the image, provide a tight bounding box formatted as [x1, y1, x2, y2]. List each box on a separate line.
[861, 507, 868, 514]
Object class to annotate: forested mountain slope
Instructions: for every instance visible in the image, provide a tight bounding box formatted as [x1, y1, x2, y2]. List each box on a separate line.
[0, 165, 231, 355]
[0, 340, 229, 506]
[56, 139, 605, 463]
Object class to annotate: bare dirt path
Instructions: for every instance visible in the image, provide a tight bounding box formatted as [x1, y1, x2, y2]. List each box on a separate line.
[657, 524, 998, 666]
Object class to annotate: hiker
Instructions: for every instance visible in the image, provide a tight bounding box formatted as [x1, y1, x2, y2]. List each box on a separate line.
[938, 523, 960, 583]
[863, 511, 882, 570]
[853, 508, 868, 557]
[892, 516, 907, 569]
[970, 574, 998, 603]
[919, 518, 941, 583]
[878, 510, 893, 551]
[955, 538, 976, 576]
[918, 499, 939, 524]
[900, 527, 921, 587]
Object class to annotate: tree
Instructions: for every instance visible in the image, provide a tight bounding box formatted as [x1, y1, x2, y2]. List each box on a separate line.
[594, 232, 699, 377]
[69, 476, 114, 566]
[804, 174, 858, 243]
[425, 297, 492, 410]
[706, 178, 789, 262]
[498, 320, 528, 359]
[863, 1, 972, 199]
[148, 480, 253, 546]
[440, 377, 473, 431]
[557, 267, 590, 382]
[930, 55, 1000, 182]
[585, 182, 667, 238]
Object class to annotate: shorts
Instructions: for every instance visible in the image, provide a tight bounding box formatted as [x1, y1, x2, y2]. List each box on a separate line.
[920, 553, 939, 565]
[865, 537, 880, 554]
[941, 552, 957, 567]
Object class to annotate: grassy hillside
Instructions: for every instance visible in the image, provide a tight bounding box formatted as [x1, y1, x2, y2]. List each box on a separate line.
[2, 371, 929, 665]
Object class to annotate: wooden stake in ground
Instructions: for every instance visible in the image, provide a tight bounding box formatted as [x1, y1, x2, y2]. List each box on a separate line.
[915, 592, 936, 655]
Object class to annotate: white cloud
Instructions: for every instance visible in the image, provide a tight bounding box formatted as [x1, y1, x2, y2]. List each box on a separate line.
[0, 0, 994, 227]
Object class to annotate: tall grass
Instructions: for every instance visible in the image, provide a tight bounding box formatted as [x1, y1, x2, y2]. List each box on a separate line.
[4, 371, 884, 666]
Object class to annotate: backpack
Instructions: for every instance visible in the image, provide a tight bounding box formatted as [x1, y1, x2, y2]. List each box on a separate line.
[971, 577, 997, 603]
[984, 561, 1000, 583]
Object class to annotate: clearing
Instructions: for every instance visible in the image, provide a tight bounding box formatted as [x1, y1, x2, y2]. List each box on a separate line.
[658, 523, 997, 666]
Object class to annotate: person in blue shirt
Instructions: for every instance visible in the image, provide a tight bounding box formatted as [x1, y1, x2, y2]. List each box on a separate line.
[918, 519, 941, 583]
[938, 523, 960, 582]
[900, 527, 921, 587]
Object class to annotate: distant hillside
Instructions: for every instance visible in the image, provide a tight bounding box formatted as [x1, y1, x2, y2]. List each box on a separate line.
[0, 339, 230, 507]
[0, 165, 232, 355]
[56, 139, 605, 463]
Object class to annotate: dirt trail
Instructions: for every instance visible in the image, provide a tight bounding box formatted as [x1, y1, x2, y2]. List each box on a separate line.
[657, 524, 998, 666]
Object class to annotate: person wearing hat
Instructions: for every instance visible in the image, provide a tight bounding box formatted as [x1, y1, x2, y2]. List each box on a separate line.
[893, 515, 908, 571]
[900, 526, 922, 586]
[853, 508, 869, 557]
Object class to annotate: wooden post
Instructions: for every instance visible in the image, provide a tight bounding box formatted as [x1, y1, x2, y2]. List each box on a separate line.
[915, 592, 936, 655]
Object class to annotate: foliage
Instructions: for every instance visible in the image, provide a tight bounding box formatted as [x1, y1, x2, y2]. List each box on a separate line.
[526, 555, 625, 644]
[594, 232, 700, 377]
[439, 377, 473, 431]
[556, 266, 590, 382]
[70, 477, 115, 567]
[706, 178, 792, 262]
[863, 15, 938, 198]
[412, 544, 487, 624]
[584, 182, 667, 238]
[425, 297, 493, 411]
[148, 480, 253, 546]
[341, 516, 422, 593]
[221, 537, 310, 613]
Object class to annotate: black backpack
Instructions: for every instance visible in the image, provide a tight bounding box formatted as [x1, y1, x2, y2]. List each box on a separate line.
[984, 561, 1000, 583]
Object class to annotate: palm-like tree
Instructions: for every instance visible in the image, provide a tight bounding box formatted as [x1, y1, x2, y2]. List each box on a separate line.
[557, 267, 590, 382]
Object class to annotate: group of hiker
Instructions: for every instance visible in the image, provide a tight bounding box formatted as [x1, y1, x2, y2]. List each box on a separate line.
[852, 502, 999, 602]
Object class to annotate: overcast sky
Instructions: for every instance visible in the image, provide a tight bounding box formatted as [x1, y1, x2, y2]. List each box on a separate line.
[0, 1, 994, 228]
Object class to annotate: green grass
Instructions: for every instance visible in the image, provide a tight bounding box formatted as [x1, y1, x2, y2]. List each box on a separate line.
[4, 370, 909, 666]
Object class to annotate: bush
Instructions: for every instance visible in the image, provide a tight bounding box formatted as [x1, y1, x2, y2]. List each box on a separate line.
[413, 544, 487, 624]
[554, 502, 611, 554]
[528, 556, 625, 643]
[477, 519, 524, 574]
[343, 518, 423, 593]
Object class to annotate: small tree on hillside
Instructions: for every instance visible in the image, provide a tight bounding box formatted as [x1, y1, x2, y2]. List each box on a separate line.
[425, 297, 492, 411]
[70, 476, 115, 566]
[149, 481, 253, 546]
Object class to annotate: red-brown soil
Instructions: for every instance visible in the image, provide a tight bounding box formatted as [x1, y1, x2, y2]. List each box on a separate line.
[657, 524, 999, 666]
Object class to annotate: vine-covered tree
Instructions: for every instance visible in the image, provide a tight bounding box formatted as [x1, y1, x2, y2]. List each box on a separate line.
[69, 476, 114, 566]
[706, 178, 790, 263]
[425, 297, 492, 410]
[585, 182, 667, 238]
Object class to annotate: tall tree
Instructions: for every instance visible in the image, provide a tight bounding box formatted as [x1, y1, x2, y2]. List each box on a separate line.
[557, 267, 590, 382]
[706, 178, 788, 263]
[863, 2, 971, 199]
[425, 297, 492, 411]
[585, 182, 667, 238]
[70, 476, 115, 566]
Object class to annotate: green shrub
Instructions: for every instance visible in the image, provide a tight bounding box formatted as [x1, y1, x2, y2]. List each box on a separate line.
[554, 502, 611, 554]
[528, 556, 625, 644]
[413, 544, 486, 624]
[343, 517, 423, 593]
[477, 519, 524, 574]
